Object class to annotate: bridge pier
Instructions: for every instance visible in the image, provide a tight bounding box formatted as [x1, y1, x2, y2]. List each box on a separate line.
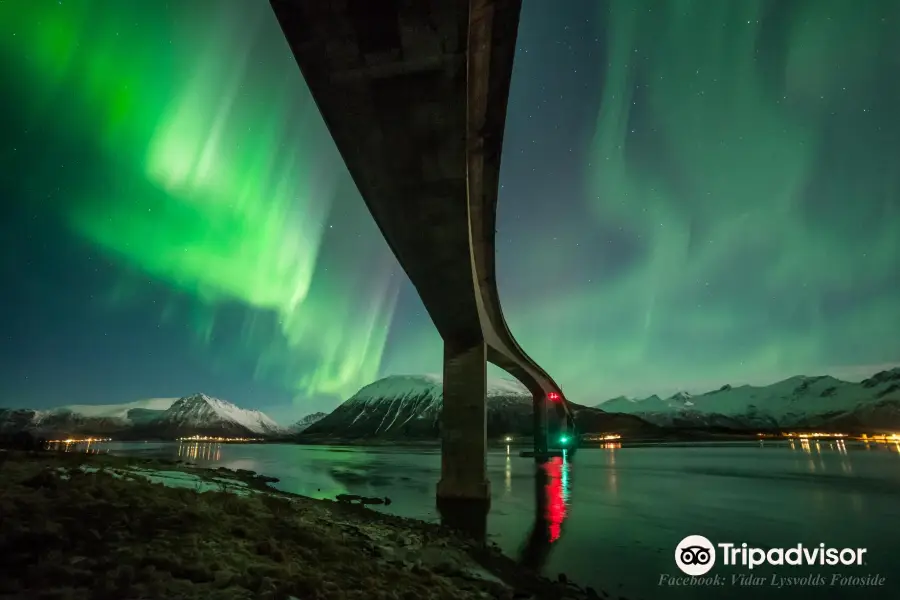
[437, 339, 490, 509]
[533, 392, 548, 457]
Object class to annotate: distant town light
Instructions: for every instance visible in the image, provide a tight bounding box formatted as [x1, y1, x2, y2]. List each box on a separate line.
[504, 436, 513, 442]
[582, 433, 621, 442]
[176, 435, 261, 442]
[779, 431, 847, 438]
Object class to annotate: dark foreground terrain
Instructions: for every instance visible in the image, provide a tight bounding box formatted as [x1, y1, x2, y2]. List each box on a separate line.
[0, 450, 606, 600]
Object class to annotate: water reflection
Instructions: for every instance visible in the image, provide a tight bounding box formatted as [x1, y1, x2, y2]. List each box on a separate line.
[776, 436, 892, 475]
[505, 446, 512, 494]
[780, 436, 900, 455]
[835, 440, 853, 474]
[605, 443, 618, 495]
[545, 456, 570, 542]
[46, 440, 107, 454]
[177, 441, 222, 462]
[772, 434, 900, 477]
[519, 452, 571, 570]
[435, 451, 573, 561]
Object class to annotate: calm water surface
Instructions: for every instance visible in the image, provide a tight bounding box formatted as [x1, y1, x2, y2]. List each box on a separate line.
[89, 440, 900, 599]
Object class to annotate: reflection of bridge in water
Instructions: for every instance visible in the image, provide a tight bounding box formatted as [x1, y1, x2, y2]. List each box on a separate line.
[439, 450, 574, 571]
[544, 456, 570, 543]
[518, 454, 571, 570]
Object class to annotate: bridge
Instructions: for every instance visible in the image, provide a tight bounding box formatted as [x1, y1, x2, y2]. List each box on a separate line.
[270, 0, 573, 510]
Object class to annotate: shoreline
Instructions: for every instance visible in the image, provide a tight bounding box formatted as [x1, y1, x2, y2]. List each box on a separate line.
[289, 433, 770, 447]
[0, 450, 606, 600]
[18, 426, 885, 448]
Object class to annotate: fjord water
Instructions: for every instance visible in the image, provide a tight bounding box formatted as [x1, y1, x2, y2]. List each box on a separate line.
[101, 441, 899, 599]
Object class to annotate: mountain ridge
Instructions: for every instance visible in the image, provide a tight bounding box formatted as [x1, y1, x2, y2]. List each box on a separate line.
[0, 393, 285, 439]
[595, 368, 900, 431]
[288, 412, 328, 433]
[6, 367, 897, 442]
[302, 374, 655, 439]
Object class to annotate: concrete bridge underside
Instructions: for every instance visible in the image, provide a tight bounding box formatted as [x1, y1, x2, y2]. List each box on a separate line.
[270, 0, 572, 506]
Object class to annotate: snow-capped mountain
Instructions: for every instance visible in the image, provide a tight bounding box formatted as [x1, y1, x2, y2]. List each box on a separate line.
[302, 374, 527, 439]
[287, 412, 327, 433]
[135, 393, 284, 438]
[0, 394, 284, 439]
[594, 368, 900, 432]
[0, 398, 177, 437]
[669, 391, 694, 407]
[301, 374, 655, 439]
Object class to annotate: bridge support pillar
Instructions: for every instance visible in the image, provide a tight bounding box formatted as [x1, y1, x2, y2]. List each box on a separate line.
[437, 339, 490, 509]
[533, 393, 548, 459]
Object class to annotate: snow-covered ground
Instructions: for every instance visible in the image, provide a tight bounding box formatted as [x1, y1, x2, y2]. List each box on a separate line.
[49, 398, 178, 420]
[56, 464, 258, 496]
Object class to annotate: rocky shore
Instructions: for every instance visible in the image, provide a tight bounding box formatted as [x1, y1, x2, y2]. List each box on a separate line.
[0, 450, 610, 600]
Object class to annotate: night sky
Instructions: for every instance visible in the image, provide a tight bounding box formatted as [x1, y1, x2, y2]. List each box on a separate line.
[1, 0, 899, 424]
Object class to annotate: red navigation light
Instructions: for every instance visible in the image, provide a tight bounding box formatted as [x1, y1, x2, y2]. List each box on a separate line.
[545, 457, 566, 542]
[547, 392, 561, 402]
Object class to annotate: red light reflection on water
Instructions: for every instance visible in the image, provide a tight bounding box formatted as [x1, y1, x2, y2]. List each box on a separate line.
[544, 456, 569, 542]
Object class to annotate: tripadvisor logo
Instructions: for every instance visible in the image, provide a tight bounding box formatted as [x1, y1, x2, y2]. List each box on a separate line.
[674, 535, 868, 576]
[676, 535, 716, 576]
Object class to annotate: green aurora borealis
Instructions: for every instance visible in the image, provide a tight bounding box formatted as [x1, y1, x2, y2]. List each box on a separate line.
[2, 1, 899, 419]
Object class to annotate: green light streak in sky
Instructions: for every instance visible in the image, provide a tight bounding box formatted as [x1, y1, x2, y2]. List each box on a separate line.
[3, 0, 899, 409]
[376, 0, 900, 400]
[573, 0, 900, 392]
[1, 0, 399, 403]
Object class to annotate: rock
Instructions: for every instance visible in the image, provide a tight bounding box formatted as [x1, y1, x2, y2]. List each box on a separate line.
[257, 576, 277, 595]
[213, 570, 234, 586]
[22, 470, 58, 489]
[335, 493, 392, 506]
